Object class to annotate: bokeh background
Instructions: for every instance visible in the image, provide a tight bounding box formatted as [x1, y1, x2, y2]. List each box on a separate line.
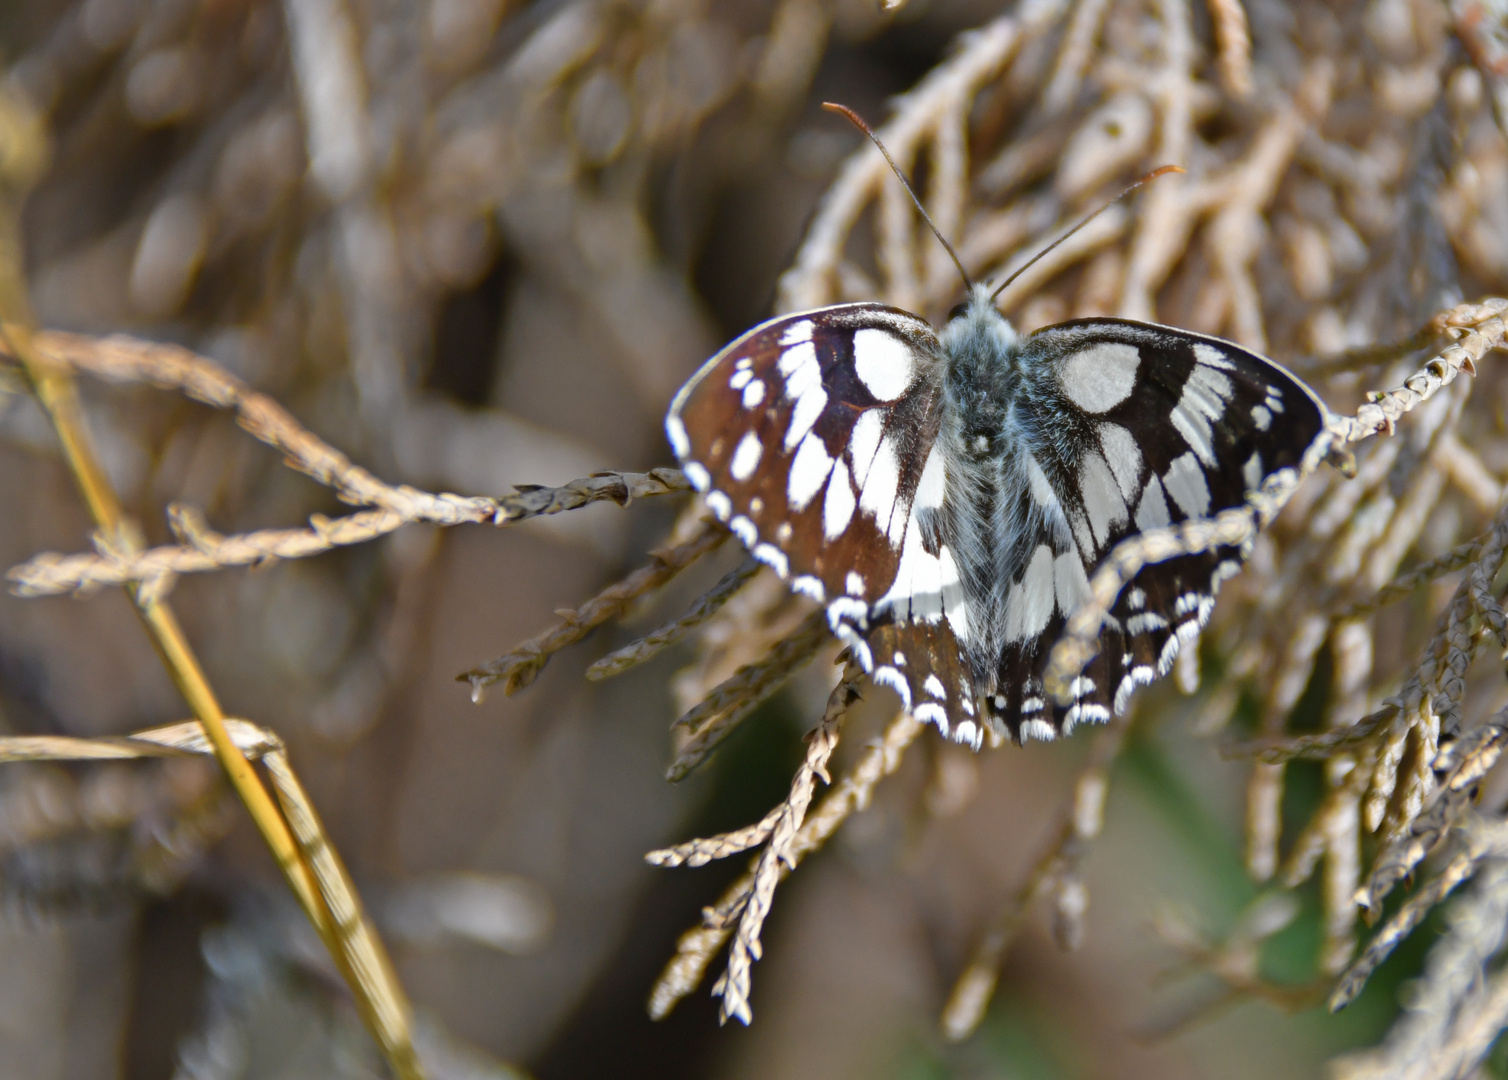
[1, 0, 1507, 1078]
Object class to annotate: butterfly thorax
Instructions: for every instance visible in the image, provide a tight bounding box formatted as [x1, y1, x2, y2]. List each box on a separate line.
[935, 286, 1069, 691]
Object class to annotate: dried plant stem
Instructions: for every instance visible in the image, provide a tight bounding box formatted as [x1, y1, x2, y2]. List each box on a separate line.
[587, 559, 761, 681]
[462, 525, 727, 697]
[646, 804, 785, 869]
[648, 709, 924, 1021]
[1205, 0, 1253, 98]
[9, 469, 689, 597]
[1331, 301, 1507, 444]
[0, 321, 421, 1078]
[1333, 536, 1486, 622]
[1039, 0, 1113, 115]
[1332, 846, 1481, 1011]
[776, 12, 1037, 312]
[666, 608, 831, 782]
[941, 714, 1130, 1040]
[712, 662, 862, 1024]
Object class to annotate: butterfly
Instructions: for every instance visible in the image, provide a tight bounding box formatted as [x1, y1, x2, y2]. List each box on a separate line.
[664, 117, 1332, 750]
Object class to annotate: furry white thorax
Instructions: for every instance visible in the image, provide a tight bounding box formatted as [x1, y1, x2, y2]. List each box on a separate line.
[935, 285, 1065, 693]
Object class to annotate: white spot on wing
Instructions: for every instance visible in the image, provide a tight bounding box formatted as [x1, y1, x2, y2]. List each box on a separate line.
[914, 442, 946, 510]
[1163, 452, 1211, 519]
[777, 339, 817, 377]
[684, 461, 711, 491]
[788, 433, 833, 511]
[852, 328, 915, 401]
[705, 489, 731, 519]
[1114, 665, 1156, 714]
[1025, 453, 1057, 508]
[752, 543, 787, 577]
[1214, 559, 1242, 587]
[1169, 365, 1233, 467]
[1097, 423, 1143, 501]
[1005, 545, 1055, 642]
[784, 385, 827, 452]
[827, 596, 867, 628]
[824, 459, 856, 540]
[730, 369, 753, 391]
[1193, 343, 1235, 370]
[730, 431, 763, 481]
[914, 703, 949, 736]
[792, 575, 825, 601]
[859, 436, 901, 539]
[1243, 451, 1263, 491]
[924, 674, 946, 699]
[846, 571, 865, 596]
[1020, 718, 1057, 742]
[876, 513, 943, 623]
[848, 409, 885, 487]
[1079, 450, 1128, 548]
[729, 515, 757, 547]
[667, 416, 690, 458]
[1158, 633, 1182, 674]
[1135, 475, 1171, 530]
[1251, 404, 1272, 431]
[781, 320, 813, 345]
[1059, 342, 1139, 413]
[742, 380, 765, 409]
[1054, 550, 1092, 618]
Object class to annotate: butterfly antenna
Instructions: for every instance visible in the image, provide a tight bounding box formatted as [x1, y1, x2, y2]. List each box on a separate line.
[989, 165, 1185, 303]
[823, 102, 973, 292]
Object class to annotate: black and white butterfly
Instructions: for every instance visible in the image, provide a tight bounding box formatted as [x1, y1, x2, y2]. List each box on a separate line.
[665, 280, 1333, 750]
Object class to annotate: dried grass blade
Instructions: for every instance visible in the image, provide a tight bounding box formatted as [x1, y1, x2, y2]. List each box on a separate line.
[260, 747, 421, 1076]
[0, 717, 423, 1074]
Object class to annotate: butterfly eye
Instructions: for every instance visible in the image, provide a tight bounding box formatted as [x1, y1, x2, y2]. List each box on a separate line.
[947, 302, 969, 322]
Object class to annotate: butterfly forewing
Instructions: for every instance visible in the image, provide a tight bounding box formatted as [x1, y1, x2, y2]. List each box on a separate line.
[666, 305, 950, 662]
[985, 319, 1328, 738]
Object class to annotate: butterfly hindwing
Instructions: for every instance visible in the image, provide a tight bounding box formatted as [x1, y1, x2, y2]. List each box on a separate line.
[867, 617, 982, 749]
